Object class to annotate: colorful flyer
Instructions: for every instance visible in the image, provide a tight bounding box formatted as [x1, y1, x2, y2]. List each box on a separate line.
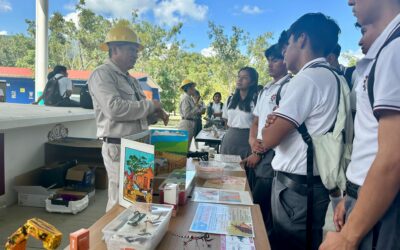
[202, 176, 247, 191]
[193, 187, 253, 205]
[189, 203, 255, 237]
[220, 236, 256, 250]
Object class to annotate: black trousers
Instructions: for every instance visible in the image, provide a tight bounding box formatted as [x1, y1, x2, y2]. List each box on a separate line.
[253, 177, 273, 234]
[270, 177, 330, 250]
[56, 98, 80, 107]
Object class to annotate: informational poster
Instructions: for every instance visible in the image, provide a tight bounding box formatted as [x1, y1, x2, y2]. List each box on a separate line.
[150, 129, 188, 175]
[202, 176, 247, 191]
[220, 236, 256, 250]
[190, 203, 255, 237]
[193, 187, 253, 206]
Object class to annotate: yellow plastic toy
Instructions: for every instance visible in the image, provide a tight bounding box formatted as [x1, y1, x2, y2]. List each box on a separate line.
[5, 218, 62, 250]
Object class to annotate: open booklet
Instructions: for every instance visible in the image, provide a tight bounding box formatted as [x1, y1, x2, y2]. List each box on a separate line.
[190, 203, 255, 237]
[193, 187, 253, 206]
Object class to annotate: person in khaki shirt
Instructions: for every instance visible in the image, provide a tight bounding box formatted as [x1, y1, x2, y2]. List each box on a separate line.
[88, 22, 168, 212]
[178, 79, 202, 150]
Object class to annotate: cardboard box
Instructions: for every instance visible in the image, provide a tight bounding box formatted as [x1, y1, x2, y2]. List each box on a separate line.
[40, 160, 78, 188]
[66, 165, 96, 189]
[14, 168, 56, 207]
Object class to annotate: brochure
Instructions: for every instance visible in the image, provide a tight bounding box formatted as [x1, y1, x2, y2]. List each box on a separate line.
[220, 236, 256, 250]
[202, 176, 247, 191]
[193, 187, 253, 206]
[189, 203, 255, 237]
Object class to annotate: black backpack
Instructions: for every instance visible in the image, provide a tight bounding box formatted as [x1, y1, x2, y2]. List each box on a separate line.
[80, 84, 93, 109]
[43, 75, 64, 106]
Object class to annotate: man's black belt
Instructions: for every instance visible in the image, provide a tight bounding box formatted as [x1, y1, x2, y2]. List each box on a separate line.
[182, 117, 195, 121]
[346, 181, 360, 199]
[276, 171, 323, 196]
[103, 137, 121, 144]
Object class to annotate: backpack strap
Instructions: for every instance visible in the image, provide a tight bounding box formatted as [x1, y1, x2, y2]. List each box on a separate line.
[367, 25, 400, 119]
[343, 66, 356, 90]
[295, 63, 341, 250]
[297, 123, 314, 250]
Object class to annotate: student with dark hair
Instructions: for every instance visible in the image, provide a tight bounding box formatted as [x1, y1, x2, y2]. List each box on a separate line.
[261, 13, 343, 249]
[33, 65, 79, 107]
[248, 43, 290, 234]
[206, 92, 224, 128]
[326, 44, 344, 71]
[221, 67, 259, 187]
[321, 0, 400, 249]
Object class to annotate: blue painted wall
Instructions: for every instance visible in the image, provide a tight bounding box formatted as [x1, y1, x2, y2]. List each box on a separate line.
[1, 77, 35, 104]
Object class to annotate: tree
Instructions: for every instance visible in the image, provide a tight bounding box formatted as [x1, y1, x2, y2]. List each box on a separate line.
[207, 21, 248, 93]
[246, 32, 273, 85]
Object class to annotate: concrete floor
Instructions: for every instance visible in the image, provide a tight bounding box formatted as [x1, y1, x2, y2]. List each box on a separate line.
[0, 189, 107, 250]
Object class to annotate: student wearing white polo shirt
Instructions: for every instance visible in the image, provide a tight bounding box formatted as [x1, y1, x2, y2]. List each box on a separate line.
[221, 67, 258, 186]
[321, 1, 400, 250]
[248, 42, 290, 234]
[261, 13, 341, 250]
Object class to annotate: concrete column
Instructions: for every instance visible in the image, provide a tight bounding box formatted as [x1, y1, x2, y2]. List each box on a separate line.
[35, 0, 48, 101]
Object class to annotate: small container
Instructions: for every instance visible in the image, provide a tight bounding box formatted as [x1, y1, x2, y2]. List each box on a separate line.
[70, 228, 90, 250]
[102, 203, 173, 250]
[45, 193, 89, 214]
[195, 161, 224, 180]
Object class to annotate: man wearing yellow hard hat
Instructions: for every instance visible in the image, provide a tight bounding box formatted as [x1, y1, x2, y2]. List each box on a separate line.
[178, 79, 203, 150]
[87, 22, 169, 212]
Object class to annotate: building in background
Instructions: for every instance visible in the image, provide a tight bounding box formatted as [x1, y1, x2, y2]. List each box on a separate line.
[0, 66, 161, 104]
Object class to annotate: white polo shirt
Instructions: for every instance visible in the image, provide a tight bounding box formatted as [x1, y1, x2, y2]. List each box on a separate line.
[271, 58, 339, 175]
[211, 102, 223, 120]
[54, 73, 73, 97]
[347, 14, 400, 186]
[222, 97, 255, 129]
[253, 74, 291, 140]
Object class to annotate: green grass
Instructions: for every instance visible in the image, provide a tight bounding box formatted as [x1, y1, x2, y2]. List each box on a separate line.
[154, 141, 188, 154]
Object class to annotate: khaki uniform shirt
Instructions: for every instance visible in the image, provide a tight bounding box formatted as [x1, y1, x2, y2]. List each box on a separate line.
[88, 59, 155, 138]
[179, 93, 201, 120]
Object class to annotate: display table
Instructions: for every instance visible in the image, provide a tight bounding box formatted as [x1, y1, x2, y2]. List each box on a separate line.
[64, 154, 270, 250]
[195, 129, 225, 144]
[64, 202, 269, 250]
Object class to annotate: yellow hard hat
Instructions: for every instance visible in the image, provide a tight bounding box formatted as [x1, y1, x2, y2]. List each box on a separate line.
[99, 23, 144, 51]
[180, 79, 196, 90]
